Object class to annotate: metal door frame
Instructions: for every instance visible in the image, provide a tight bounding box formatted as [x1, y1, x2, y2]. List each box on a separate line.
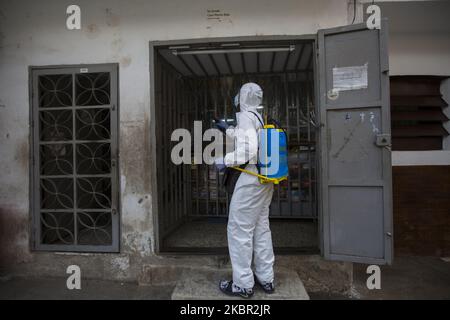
[149, 34, 320, 254]
[317, 21, 393, 264]
[29, 63, 121, 252]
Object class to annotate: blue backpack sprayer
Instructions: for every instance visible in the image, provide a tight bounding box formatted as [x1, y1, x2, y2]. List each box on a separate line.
[232, 112, 289, 185]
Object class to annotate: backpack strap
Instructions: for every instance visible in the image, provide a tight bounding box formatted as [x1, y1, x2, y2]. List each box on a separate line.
[248, 111, 264, 175]
[248, 111, 264, 129]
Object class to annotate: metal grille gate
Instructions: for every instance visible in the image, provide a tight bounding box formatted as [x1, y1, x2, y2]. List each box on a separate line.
[187, 74, 317, 219]
[31, 64, 119, 252]
[155, 42, 317, 243]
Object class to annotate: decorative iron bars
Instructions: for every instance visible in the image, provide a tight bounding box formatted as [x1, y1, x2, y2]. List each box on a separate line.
[32, 65, 119, 251]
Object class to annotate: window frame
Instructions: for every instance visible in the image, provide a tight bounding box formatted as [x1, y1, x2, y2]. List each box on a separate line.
[29, 63, 120, 253]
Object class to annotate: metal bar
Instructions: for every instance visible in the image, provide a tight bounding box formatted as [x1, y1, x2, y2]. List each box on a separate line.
[208, 54, 221, 76]
[177, 76, 183, 222]
[41, 209, 113, 213]
[270, 51, 276, 73]
[72, 72, 77, 245]
[193, 55, 208, 77]
[306, 68, 313, 217]
[224, 53, 233, 75]
[283, 51, 291, 72]
[157, 51, 186, 77]
[204, 79, 210, 215]
[215, 79, 221, 216]
[180, 69, 313, 79]
[306, 51, 313, 72]
[256, 52, 260, 73]
[40, 174, 112, 179]
[39, 105, 112, 111]
[240, 52, 247, 75]
[40, 140, 111, 145]
[195, 81, 200, 216]
[177, 54, 197, 76]
[283, 74, 292, 217]
[174, 46, 294, 55]
[296, 76, 303, 217]
[275, 80, 281, 216]
[170, 71, 177, 226]
[163, 67, 170, 231]
[295, 43, 306, 70]
[223, 79, 230, 215]
[173, 72, 179, 224]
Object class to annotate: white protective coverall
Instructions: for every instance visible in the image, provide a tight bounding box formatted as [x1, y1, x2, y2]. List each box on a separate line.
[223, 83, 275, 289]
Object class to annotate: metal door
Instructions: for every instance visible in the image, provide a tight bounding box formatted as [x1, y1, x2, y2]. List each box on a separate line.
[317, 21, 393, 264]
[30, 64, 120, 252]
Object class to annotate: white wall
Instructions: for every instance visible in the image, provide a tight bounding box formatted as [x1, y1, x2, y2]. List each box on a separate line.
[0, 0, 348, 265]
[389, 33, 450, 76]
[378, 1, 450, 76]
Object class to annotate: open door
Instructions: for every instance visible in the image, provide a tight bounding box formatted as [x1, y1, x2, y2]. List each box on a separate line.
[317, 21, 393, 264]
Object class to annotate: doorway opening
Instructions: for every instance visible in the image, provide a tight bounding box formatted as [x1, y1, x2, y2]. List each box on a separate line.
[152, 38, 319, 254]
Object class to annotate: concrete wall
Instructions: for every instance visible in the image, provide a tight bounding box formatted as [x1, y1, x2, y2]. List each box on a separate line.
[377, 1, 450, 77]
[0, 0, 348, 280]
[381, 1, 450, 157]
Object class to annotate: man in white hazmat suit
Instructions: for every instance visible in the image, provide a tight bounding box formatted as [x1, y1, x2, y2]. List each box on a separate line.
[214, 82, 275, 298]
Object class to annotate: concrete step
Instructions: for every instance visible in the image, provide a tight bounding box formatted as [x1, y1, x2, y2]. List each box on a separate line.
[171, 268, 309, 300]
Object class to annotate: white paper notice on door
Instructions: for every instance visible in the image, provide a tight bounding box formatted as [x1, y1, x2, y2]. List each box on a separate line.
[332, 63, 368, 92]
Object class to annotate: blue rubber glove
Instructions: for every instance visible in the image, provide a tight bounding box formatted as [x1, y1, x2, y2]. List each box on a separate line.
[214, 157, 227, 172]
[214, 118, 229, 133]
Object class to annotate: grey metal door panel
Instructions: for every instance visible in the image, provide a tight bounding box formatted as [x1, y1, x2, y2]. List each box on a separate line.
[329, 186, 384, 258]
[30, 64, 120, 252]
[327, 109, 383, 184]
[324, 30, 382, 108]
[318, 21, 393, 264]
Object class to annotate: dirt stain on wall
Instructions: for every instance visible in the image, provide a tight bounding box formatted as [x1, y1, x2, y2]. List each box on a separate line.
[15, 139, 29, 171]
[106, 8, 121, 27]
[120, 55, 132, 68]
[0, 207, 32, 267]
[86, 24, 100, 39]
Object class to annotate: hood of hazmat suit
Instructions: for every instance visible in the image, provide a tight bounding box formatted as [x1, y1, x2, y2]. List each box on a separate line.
[223, 82, 275, 290]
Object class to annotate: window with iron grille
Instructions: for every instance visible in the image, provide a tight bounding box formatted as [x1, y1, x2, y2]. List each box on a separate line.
[390, 76, 449, 150]
[30, 64, 119, 252]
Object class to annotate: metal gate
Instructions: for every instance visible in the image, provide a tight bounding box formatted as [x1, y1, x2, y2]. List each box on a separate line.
[187, 73, 317, 219]
[153, 40, 318, 244]
[30, 64, 119, 252]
